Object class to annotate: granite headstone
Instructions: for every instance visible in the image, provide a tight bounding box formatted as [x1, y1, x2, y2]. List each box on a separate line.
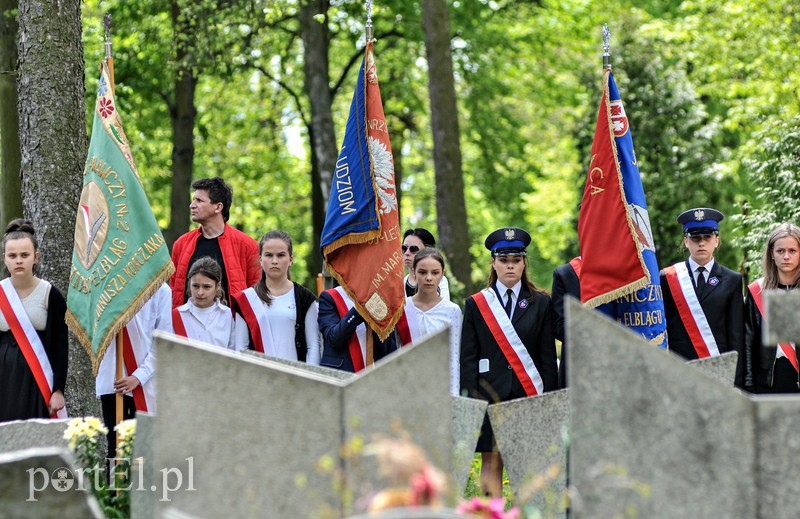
[450, 396, 488, 495]
[0, 447, 104, 518]
[763, 290, 800, 344]
[150, 328, 453, 518]
[566, 298, 756, 518]
[0, 418, 70, 455]
[488, 389, 568, 517]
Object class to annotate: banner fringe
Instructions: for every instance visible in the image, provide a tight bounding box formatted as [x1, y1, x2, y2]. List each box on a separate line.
[67, 262, 174, 377]
[323, 262, 405, 343]
[583, 275, 648, 308]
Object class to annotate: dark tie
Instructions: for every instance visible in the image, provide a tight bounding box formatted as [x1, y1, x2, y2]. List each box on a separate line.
[696, 266, 706, 290]
[504, 288, 514, 317]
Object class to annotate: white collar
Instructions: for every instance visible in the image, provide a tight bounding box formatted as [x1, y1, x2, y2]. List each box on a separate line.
[687, 257, 715, 274]
[495, 280, 521, 300]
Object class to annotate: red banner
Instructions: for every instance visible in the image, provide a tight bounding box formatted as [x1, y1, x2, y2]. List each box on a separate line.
[321, 42, 404, 340]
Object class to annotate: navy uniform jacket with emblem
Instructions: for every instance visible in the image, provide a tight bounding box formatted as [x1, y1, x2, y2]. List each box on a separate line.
[551, 262, 581, 389]
[659, 260, 744, 364]
[460, 286, 558, 402]
[318, 290, 397, 372]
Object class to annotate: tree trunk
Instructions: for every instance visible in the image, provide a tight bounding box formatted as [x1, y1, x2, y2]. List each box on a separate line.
[391, 128, 404, 219]
[0, 0, 22, 224]
[164, 0, 196, 247]
[421, 0, 472, 293]
[17, 0, 97, 417]
[308, 124, 324, 281]
[299, 0, 337, 273]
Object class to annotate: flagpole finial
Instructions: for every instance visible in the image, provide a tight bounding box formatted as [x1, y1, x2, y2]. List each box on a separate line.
[103, 13, 113, 60]
[602, 23, 611, 70]
[365, 0, 374, 42]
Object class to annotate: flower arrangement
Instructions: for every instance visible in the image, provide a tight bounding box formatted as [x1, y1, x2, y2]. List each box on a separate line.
[457, 497, 521, 519]
[365, 436, 447, 513]
[63, 416, 136, 519]
[362, 436, 525, 518]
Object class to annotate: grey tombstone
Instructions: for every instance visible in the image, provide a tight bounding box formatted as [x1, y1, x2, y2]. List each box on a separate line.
[0, 418, 71, 455]
[130, 412, 156, 519]
[687, 350, 738, 385]
[755, 290, 800, 519]
[566, 298, 756, 518]
[754, 397, 800, 519]
[488, 389, 568, 518]
[450, 396, 487, 495]
[241, 349, 354, 381]
[763, 290, 800, 344]
[150, 328, 453, 518]
[0, 447, 104, 519]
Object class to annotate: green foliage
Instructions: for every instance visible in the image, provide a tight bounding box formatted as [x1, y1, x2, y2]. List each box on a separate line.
[611, 12, 739, 270]
[78, 0, 798, 292]
[731, 116, 800, 279]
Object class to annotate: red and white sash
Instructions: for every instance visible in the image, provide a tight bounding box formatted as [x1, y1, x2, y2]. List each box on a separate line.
[120, 326, 155, 413]
[663, 263, 720, 358]
[748, 279, 797, 372]
[0, 279, 66, 418]
[327, 287, 366, 372]
[472, 288, 543, 396]
[233, 287, 276, 355]
[115, 317, 156, 413]
[171, 308, 188, 338]
[396, 298, 422, 347]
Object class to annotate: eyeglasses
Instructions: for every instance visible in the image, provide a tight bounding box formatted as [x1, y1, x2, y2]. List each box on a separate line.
[402, 245, 421, 254]
[688, 234, 714, 243]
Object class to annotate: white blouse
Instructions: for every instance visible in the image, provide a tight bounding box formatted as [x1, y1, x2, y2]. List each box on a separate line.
[176, 299, 235, 350]
[405, 296, 462, 396]
[234, 290, 321, 365]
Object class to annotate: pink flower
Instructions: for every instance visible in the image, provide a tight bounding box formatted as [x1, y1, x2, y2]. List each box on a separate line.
[99, 97, 115, 118]
[456, 497, 520, 519]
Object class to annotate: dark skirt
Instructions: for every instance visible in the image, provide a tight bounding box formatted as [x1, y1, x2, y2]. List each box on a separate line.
[475, 412, 498, 453]
[0, 331, 50, 422]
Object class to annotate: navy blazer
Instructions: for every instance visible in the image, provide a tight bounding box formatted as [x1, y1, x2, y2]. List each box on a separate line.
[660, 260, 744, 365]
[551, 263, 581, 389]
[460, 286, 558, 402]
[318, 290, 397, 373]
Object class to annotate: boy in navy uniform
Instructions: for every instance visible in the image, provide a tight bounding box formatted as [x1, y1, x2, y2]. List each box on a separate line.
[659, 208, 744, 371]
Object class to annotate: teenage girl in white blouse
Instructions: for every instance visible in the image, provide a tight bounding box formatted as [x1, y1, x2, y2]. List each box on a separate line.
[402, 247, 461, 395]
[233, 231, 320, 364]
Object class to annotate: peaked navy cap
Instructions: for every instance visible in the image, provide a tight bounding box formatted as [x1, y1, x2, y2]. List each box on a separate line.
[677, 207, 724, 236]
[484, 227, 531, 257]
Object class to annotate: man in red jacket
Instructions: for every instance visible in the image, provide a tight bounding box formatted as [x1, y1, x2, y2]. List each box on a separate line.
[169, 177, 260, 307]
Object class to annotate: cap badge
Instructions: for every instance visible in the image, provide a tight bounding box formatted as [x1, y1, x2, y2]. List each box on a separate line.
[504, 228, 516, 240]
[694, 209, 705, 221]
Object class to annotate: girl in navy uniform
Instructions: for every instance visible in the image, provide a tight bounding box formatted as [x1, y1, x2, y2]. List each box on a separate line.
[460, 227, 558, 497]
